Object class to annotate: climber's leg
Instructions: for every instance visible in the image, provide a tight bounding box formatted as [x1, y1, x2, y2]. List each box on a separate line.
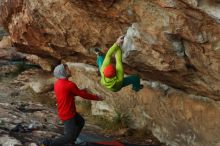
[122, 75, 143, 91]
[96, 55, 105, 72]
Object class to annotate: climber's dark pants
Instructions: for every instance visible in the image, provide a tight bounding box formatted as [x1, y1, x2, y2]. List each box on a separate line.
[97, 55, 142, 91]
[46, 113, 85, 146]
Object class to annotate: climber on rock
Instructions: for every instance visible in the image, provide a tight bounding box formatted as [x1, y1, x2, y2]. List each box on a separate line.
[40, 63, 104, 146]
[93, 35, 143, 92]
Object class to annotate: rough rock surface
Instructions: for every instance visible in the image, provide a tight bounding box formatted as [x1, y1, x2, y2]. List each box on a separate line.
[1, 0, 220, 146]
[0, 36, 25, 61]
[0, 100, 62, 146]
[11, 68, 55, 93]
[0, 27, 8, 38]
[0, 64, 18, 77]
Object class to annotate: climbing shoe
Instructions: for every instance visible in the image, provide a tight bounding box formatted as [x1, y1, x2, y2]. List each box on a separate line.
[94, 48, 101, 55]
[90, 47, 103, 56]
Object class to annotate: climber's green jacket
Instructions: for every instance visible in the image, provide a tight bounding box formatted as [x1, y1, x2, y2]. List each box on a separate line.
[100, 43, 124, 92]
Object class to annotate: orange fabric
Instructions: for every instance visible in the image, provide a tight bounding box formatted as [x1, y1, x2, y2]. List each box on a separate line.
[103, 64, 116, 78]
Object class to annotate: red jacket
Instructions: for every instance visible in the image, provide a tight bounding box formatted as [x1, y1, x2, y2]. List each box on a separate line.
[54, 79, 99, 121]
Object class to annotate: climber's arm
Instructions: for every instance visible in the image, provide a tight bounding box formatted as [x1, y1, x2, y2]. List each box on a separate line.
[100, 36, 124, 76]
[115, 47, 124, 81]
[100, 43, 119, 73]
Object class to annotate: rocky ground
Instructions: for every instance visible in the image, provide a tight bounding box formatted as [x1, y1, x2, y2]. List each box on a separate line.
[0, 63, 164, 146]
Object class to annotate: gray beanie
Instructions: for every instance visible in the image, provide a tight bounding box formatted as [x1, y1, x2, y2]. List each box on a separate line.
[53, 64, 67, 79]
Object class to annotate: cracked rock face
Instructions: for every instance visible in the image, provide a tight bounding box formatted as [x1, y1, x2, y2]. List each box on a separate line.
[1, 0, 220, 100]
[121, 1, 220, 100]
